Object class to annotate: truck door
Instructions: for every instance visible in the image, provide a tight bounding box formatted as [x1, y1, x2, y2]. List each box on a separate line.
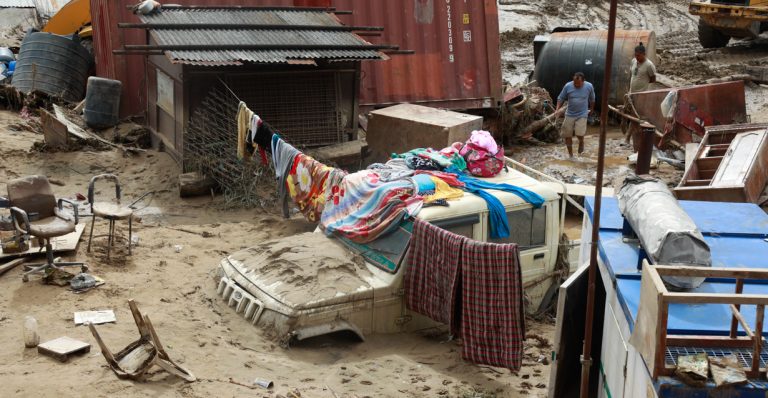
[490, 204, 550, 309]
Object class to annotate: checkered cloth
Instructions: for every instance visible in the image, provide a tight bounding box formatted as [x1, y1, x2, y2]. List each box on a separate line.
[404, 218, 525, 370]
[460, 240, 525, 370]
[404, 219, 463, 333]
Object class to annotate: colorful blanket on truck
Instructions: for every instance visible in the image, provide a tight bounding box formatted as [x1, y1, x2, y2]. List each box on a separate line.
[404, 218, 525, 370]
[321, 171, 422, 243]
[286, 153, 346, 223]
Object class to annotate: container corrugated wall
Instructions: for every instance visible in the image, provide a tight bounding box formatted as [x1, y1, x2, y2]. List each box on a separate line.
[333, 0, 502, 111]
[91, 0, 500, 117]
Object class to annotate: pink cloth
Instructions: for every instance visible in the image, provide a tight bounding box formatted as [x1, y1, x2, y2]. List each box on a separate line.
[467, 130, 498, 154]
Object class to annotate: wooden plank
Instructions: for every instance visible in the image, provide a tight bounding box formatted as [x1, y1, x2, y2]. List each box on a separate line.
[665, 293, 768, 306]
[629, 264, 665, 378]
[729, 304, 753, 338]
[753, 305, 764, 375]
[0, 224, 85, 260]
[40, 109, 68, 147]
[730, 279, 746, 338]
[667, 336, 755, 348]
[653, 266, 768, 280]
[645, 262, 669, 295]
[684, 143, 699, 173]
[37, 337, 91, 362]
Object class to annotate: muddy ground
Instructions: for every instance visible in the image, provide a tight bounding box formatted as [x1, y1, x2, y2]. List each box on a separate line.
[499, 0, 768, 186]
[0, 109, 554, 398]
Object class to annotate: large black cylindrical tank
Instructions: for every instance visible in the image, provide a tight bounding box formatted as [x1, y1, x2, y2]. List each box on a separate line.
[84, 77, 122, 129]
[533, 30, 657, 110]
[12, 32, 92, 102]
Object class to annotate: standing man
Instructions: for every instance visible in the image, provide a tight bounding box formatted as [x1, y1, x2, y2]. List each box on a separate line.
[630, 42, 656, 93]
[556, 72, 595, 157]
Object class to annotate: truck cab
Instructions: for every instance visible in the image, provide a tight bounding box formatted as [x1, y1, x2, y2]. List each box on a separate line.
[214, 163, 571, 344]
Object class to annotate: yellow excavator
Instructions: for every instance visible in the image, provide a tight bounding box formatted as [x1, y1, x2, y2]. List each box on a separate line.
[689, 0, 768, 48]
[41, 0, 92, 39]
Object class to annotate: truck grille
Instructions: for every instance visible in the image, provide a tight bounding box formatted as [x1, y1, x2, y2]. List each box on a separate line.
[217, 275, 265, 325]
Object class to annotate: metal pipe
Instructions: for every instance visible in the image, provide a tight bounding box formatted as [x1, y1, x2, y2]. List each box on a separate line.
[117, 23, 384, 32]
[580, 0, 618, 396]
[636, 123, 656, 175]
[123, 44, 398, 51]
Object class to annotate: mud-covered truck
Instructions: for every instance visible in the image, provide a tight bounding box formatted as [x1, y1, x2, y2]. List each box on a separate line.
[689, 0, 768, 48]
[214, 159, 581, 344]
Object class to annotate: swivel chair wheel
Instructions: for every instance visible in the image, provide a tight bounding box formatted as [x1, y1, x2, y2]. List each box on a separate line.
[81, 265, 89, 273]
[22, 274, 29, 282]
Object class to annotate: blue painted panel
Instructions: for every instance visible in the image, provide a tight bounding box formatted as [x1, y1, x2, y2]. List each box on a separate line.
[657, 376, 768, 397]
[617, 276, 768, 335]
[585, 197, 768, 236]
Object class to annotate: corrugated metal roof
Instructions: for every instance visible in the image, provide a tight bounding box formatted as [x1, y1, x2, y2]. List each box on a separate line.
[138, 8, 384, 65]
[0, 0, 36, 8]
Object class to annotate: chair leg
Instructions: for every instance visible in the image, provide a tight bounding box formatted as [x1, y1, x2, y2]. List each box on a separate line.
[128, 216, 132, 256]
[107, 219, 113, 260]
[88, 213, 96, 253]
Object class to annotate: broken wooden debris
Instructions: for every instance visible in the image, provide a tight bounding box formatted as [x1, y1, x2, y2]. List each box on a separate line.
[51, 105, 144, 154]
[40, 109, 69, 148]
[675, 353, 709, 387]
[709, 355, 748, 388]
[88, 299, 196, 382]
[37, 336, 91, 362]
[179, 172, 215, 198]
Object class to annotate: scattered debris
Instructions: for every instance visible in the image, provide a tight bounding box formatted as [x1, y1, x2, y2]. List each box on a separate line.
[74, 310, 116, 326]
[254, 379, 274, 389]
[23, 315, 38, 348]
[37, 336, 91, 362]
[675, 353, 709, 387]
[0, 258, 25, 276]
[70, 273, 99, 291]
[179, 172, 215, 198]
[88, 300, 196, 382]
[709, 355, 748, 388]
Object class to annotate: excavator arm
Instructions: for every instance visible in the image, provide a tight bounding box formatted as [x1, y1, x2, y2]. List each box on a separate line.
[42, 0, 91, 38]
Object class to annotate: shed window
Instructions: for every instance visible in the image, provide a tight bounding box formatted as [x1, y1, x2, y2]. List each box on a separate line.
[490, 207, 547, 250]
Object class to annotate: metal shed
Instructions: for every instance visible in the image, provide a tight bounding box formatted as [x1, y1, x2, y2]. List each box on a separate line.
[117, 5, 385, 163]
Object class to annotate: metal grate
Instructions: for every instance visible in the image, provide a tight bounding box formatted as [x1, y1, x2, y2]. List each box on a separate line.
[666, 346, 768, 370]
[226, 72, 345, 147]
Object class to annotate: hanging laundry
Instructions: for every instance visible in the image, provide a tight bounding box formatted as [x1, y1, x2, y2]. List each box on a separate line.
[460, 238, 525, 370]
[286, 154, 345, 223]
[405, 219, 525, 371]
[321, 171, 423, 243]
[404, 219, 464, 333]
[271, 135, 300, 218]
[236, 102, 254, 160]
[423, 176, 464, 204]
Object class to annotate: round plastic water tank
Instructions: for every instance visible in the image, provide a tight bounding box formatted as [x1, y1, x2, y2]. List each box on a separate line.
[533, 30, 657, 109]
[84, 77, 122, 129]
[12, 32, 92, 102]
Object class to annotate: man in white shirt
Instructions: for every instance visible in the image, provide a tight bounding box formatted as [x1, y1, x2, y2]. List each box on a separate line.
[630, 42, 656, 93]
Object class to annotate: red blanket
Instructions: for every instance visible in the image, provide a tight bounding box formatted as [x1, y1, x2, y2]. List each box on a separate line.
[404, 219, 463, 333]
[460, 240, 525, 370]
[404, 218, 525, 370]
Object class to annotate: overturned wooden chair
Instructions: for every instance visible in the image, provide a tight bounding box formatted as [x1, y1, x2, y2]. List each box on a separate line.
[88, 300, 196, 382]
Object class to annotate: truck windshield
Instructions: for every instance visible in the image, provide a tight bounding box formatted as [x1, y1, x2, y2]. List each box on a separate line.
[337, 221, 413, 273]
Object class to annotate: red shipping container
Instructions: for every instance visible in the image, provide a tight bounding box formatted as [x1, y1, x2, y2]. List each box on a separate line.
[91, 0, 501, 117]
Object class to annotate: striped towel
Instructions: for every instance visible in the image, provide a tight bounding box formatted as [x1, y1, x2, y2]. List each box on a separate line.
[460, 239, 525, 370]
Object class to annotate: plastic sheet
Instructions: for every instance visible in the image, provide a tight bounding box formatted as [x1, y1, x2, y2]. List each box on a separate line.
[618, 175, 712, 289]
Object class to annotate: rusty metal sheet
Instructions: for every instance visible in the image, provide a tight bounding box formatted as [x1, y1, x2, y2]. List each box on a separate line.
[629, 81, 747, 145]
[332, 0, 502, 111]
[90, 0, 319, 118]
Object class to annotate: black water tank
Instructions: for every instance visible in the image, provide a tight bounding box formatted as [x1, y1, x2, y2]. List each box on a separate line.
[84, 77, 122, 129]
[533, 30, 657, 109]
[12, 32, 92, 102]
